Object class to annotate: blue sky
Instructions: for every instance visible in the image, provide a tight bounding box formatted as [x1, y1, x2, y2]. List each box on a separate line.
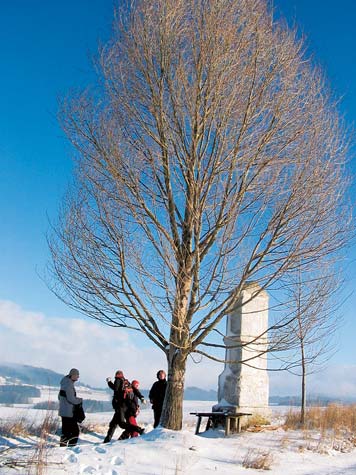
[0, 1, 355, 393]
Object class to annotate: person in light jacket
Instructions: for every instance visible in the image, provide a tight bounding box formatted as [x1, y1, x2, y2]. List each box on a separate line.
[58, 368, 82, 447]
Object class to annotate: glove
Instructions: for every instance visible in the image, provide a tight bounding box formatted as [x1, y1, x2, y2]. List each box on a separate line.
[141, 398, 147, 404]
[106, 377, 112, 382]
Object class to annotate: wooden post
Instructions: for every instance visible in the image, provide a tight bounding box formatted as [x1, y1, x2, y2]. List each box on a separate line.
[195, 415, 202, 435]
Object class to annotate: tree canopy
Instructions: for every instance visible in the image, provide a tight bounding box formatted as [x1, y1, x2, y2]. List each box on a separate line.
[49, 0, 351, 429]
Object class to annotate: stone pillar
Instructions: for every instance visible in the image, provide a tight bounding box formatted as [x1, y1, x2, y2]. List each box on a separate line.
[214, 282, 271, 419]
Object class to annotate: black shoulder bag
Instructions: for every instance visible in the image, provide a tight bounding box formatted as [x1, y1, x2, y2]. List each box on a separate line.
[73, 403, 86, 423]
[59, 389, 86, 423]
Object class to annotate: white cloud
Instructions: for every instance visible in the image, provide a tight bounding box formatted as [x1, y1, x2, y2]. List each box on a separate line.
[0, 300, 163, 388]
[1, 300, 353, 398]
[0, 300, 221, 390]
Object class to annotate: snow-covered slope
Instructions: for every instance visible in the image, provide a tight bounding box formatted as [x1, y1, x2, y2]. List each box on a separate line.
[1, 402, 356, 474]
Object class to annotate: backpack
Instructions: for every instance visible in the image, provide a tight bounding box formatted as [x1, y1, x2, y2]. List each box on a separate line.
[112, 378, 134, 409]
[122, 379, 133, 399]
[124, 382, 140, 416]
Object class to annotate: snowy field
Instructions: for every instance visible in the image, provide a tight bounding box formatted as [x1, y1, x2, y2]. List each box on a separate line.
[29, 385, 111, 404]
[1, 401, 356, 474]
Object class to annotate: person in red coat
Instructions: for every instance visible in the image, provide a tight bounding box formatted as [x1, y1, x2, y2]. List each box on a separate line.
[119, 379, 145, 439]
[104, 370, 144, 443]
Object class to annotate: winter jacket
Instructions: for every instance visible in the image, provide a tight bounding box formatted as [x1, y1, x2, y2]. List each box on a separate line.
[133, 387, 144, 402]
[58, 375, 83, 418]
[149, 379, 167, 409]
[108, 376, 126, 409]
[125, 391, 140, 417]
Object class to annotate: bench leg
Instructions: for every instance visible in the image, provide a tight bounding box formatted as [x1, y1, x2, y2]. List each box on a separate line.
[195, 416, 202, 435]
[225, 417, 230, 436]
[229, 417, 237, 434]
[237, 417, 242, 433]
[225, 417, 242, 435]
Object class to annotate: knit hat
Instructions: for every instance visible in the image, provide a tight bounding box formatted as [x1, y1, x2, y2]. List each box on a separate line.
[132, 380, 139, 388]
[69, 368, 80, 377]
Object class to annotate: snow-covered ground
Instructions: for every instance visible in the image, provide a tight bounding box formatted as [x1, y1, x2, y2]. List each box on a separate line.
[29, 384, 111, 404]
[1, 401, 356, 474]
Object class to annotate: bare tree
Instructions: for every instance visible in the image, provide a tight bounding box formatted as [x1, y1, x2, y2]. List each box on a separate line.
[48, 0, 351, 430]
[280, 268, 343, 424]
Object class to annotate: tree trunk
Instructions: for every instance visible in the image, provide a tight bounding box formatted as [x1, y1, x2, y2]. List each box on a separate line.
[300, 344, 306, 425]
[160, 349, 187, 430]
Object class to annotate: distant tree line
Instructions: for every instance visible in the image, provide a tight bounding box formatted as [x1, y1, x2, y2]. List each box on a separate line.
[269, 395, 351, 407]
[0, 385, 40, 404]
[32, 400, 114, 412]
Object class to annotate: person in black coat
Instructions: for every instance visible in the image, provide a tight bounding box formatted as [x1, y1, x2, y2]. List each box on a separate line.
[149, 370, 167, 428]
[103, 370, 145, 443]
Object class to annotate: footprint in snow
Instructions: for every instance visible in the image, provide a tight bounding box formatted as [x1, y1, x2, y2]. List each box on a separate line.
[65, 453, 78, 463]
[81, 466, 97, 474]
[70, 446, 82, 453]
[93, 446, 106, 454]
[111, 455, 124, 465]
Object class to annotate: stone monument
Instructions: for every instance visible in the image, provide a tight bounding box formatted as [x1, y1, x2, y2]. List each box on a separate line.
[214, 282, 271, 420]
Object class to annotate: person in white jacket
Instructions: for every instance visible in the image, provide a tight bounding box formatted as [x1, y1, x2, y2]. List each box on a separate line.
[58, 368, 82, 447]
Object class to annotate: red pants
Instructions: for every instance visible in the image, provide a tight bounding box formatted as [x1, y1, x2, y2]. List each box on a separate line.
[119, 415, 139, 439]
[128, 416, 139, 437]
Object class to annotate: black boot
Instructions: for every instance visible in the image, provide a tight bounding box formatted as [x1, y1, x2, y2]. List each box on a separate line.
[118, 430, 130, 440]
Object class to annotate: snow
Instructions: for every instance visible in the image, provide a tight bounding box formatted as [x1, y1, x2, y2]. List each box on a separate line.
[1, 401, 356, 474]
[26, 385, 110, 404]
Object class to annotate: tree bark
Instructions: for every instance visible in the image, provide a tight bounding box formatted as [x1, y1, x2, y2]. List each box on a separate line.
[160, 349, 187, 430]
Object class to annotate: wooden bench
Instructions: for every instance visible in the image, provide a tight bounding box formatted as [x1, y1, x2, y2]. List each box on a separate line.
[190, 411, 252, 436]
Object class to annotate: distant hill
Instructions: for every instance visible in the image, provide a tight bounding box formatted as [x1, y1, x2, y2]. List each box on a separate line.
[0, 364, 218, 399]
[0, 363, 65, 387]
[0, 363, 220, 408]
[0, 363, 103, 390]
[0, 384, 40, 404]
[184, 386, 217, 401]
[2, 363, 354, 407]
[182, 390, 356, 405]
[269, 394, 356, 406]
